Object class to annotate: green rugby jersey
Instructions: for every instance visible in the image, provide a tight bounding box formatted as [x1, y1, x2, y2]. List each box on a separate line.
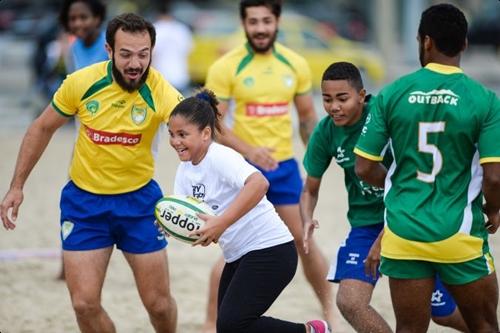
[303, 96, 391, 227]
[355, 63, 500, 263]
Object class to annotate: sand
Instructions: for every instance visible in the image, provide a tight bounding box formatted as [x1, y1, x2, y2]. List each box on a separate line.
[0, 126, 498, 333]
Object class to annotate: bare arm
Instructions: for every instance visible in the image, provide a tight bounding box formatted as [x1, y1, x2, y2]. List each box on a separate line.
[354, 155, 387, 188]
[1, 105, 69, 229]
[215, 100, 278, 171]
[482, 162, 500, 234]
[294, 93, 317, 145]
[299, 175, 322, 254]
[192, 172, 269, 246]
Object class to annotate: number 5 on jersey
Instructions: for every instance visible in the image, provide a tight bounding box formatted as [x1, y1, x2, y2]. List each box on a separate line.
[417, 122, 445, 183]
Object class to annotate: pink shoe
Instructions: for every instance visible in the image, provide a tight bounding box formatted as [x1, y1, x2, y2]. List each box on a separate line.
[306, 320, 331, 333]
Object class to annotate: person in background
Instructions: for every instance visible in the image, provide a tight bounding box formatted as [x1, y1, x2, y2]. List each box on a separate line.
[1, 13, 180, 332]
[59, 0, 108, 73]
[56, 0, 109, 280]
[355, 3, 499, 332]
[202, 1, 334, 331]
[152, 0, 193, 95]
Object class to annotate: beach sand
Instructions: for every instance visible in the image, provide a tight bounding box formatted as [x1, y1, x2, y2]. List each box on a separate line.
[0, 126, 498, 333]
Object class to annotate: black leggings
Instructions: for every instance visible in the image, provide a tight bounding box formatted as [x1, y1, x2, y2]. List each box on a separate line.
[216, 241, 306, 333]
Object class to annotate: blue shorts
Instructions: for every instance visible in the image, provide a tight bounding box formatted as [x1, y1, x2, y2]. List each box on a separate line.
[328, 223, 384, 285]
[431, 275, 457, 317]
[59, 180, 167, 253]
[252, 158, 302, 205]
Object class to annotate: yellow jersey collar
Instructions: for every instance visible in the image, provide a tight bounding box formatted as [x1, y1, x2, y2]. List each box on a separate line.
[425, 63, 463, 74]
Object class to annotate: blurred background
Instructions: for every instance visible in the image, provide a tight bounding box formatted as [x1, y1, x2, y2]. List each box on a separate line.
[0, 0, 499, 128]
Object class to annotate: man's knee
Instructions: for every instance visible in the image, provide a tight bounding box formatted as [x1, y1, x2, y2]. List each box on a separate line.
[144, 295, 175, 319]
[336, 294, 359, 318]
[72, 297, 102, 318]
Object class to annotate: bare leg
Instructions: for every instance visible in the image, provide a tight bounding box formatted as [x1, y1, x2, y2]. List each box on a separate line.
[57, 255, 65, 280]
[275, 204, 335, 328]
[202, 256, 224, 333]
[389, 277, 434, 333]
[64, 247, 116, 333]
[337, 279, 392, 333]
[124, 249, 177, 333]
[445, 272, 499, 332]
[432, 308, 469, 332]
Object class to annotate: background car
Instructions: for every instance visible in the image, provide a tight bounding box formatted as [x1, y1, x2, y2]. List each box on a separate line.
[467, 2, 500, 52]
[185, 11, 385, 90]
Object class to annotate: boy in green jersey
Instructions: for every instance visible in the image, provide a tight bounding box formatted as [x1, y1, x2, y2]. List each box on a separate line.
[355, 4, 499, 332]
[302, 61, 468, 332]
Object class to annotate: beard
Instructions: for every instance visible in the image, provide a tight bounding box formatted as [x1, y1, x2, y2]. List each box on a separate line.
[112, 54, 150, 92]
[246, 29, 278, 53]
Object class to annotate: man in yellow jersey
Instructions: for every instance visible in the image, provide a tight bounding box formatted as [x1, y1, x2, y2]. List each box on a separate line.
[202, 1, 333, 332]
[1, 13, 180, 333]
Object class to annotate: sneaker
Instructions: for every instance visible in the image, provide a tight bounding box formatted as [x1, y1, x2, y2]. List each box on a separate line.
[306, 319, 331, 333]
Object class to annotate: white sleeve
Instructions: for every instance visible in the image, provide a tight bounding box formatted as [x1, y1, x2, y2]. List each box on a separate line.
[173, 165, 190, 196]
[216, 148, 260, 187]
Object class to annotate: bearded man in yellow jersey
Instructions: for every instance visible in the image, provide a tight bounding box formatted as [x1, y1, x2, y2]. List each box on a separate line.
[202, 1, 334, 332]
[1, 13, 180, 333]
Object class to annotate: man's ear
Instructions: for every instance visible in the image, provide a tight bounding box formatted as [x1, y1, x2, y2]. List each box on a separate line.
[105, 43, 112, 59]
[423, 35, 433, 52]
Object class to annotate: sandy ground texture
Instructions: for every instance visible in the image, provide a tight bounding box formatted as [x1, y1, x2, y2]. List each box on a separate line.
[0, 126, 499, 333]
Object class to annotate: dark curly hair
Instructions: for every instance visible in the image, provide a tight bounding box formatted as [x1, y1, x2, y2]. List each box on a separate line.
[59, 0, 106, 32]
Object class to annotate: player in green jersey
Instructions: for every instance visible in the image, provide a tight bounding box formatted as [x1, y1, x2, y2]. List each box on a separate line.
[355, 4, 499, 332]
[303, 61, 469, 332]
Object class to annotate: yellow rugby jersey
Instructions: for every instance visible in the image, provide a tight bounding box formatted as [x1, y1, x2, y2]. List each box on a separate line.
[52, 61, 182, 194]
[205, 43, 312, 161]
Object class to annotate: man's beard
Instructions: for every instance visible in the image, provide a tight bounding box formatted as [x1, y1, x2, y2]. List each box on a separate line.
[246, 29, 278, 53]
[112, 55, 150, 92]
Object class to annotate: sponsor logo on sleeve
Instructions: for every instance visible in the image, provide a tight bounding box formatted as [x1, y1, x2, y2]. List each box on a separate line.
[408, 89, 459, 106]
[85, 126, 142, 146]
[245, 102, 289, 117]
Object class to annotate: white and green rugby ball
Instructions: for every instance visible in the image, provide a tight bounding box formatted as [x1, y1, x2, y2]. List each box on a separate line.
[154, 195, 214, 244]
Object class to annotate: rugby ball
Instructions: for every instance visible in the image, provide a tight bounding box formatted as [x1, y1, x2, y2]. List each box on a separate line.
[154, 195, 214, 244]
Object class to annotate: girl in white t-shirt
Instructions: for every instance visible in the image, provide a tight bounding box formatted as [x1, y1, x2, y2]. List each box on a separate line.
[167, 89, 331, 333]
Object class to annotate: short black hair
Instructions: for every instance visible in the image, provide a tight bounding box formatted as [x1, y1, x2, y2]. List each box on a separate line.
[322, 62, 364, 92]
[59, 0, 106, 32]
[418, 3, 467, 57]
[154, 0, 172, 15]
[170, 89, 222, 139]
[239, 0, 282, 20]
[106, 13, 156, 51]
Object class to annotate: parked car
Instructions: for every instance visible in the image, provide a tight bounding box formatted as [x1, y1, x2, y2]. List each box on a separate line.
[186, 11, 385, 89]
[468, 3, 500, 52]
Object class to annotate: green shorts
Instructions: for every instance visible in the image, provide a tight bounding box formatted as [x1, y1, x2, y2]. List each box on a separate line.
[380, 253, 496, 285]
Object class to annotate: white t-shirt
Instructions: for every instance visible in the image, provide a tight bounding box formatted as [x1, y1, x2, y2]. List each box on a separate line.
[153, 18, 192, 91]
[174, 142, 293, 262]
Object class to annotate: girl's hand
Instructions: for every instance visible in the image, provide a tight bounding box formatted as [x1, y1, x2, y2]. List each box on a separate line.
[189, 213, 227, 247]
